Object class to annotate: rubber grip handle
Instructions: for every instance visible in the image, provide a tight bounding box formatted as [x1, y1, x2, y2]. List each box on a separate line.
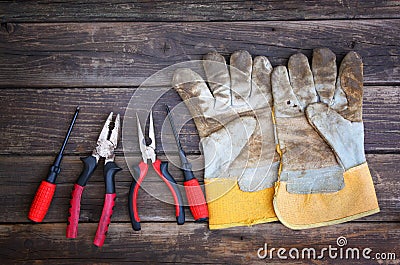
[76, 156, 97, 187]
[65, 156, 97, 238]
[157, 161, 185, 225]
[28, 180, 56, 222]
[184, 178, 209, 222]
[129, 162, 148, 231]
[94, 193, 116, 247]
[104, 161, 121, 194]
[66, 184, 85, 238]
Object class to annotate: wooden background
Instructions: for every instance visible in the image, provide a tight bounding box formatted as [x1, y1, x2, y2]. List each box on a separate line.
[0, 1, 399, 264]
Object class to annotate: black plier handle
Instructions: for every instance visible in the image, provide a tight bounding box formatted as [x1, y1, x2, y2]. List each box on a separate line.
[129, 160, 185, 231]
[66, 112, 121, 248]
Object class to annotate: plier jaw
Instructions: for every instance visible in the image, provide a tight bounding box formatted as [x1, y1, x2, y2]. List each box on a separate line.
[130, 110, 185, 231]
[136, 112, 156, 164]
[67, 112, 121, 248]
[93, 112, 120, 164]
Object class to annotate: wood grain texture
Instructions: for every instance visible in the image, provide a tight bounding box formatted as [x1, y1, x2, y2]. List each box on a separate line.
[0, 154, 398, 223]
[0, 20, 399, 87]
[0, 86, 398, 155]
[1, 0, 400, 22]
[0, 223, 398, 264]
[0, 2, 399, 264]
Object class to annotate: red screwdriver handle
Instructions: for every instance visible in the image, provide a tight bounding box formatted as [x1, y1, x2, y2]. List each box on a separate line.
[184, 179, 209, 222]
[94, 193, 116, 247]
[28, 180, 56, 222]
[66, 184, 85, 238]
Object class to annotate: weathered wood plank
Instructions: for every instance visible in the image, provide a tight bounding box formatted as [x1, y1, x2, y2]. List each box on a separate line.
[1, 0, 400, 22]
[0, 222, 398, 264]
[0, 3, 398, 265]
[0, 86, 398, 155]
[0, 20, 399, 87]
[0, 154, 398, 223]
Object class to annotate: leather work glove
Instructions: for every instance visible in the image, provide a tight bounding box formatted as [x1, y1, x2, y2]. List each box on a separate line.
[272, 48, 380, 229]
[172, 50, 279, 229]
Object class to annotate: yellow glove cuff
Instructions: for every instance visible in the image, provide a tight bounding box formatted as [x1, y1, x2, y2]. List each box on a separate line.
[273, 162, 380, 229]
[205, 179, 277, 230]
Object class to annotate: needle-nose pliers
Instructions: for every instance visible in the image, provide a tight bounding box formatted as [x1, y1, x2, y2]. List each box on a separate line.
[66, 112, 121, 247]
[129, 111, 185, 231]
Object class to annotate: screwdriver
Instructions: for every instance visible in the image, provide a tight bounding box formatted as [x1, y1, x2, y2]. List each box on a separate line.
[165, 105, 208, 222]
[28, 106, 80, 222]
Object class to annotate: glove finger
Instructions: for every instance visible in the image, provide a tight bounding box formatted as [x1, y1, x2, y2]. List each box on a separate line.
[235, 112, 280, 192]
[312, 48, 337, 104]
[230, 50, 252, 105]
[172, 68, 215, 130]
[331, 85, 348, 112]
[306, 102, 366, 170]
[288, 53, 318, 109]
[271, 66, 302, 117]
[336, 51, 364, 122]
[203, 52, 231, 109]
[251, 56, 273, 106]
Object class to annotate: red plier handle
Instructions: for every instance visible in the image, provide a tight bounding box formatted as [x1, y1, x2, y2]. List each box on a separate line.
[66, 156, 121, 248]
[67, 156, 97, 238]
[93, 161, 121, 247]
[129, 160, 185, 231]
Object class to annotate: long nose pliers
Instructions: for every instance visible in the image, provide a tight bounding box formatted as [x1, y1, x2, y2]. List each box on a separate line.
[129, 111, 185, 231]
[66, 112, 121, 247]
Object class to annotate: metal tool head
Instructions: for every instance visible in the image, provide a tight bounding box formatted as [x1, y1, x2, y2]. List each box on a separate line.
[136, 112, 156, 163]
[165, 105, 192, 171]
[94, 112, 120, 162]
[165, 105, 183, 151]
[148, 111, 156, 150]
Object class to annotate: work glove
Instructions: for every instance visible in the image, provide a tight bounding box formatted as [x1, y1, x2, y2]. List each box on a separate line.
[172, 50, 279, 229]
[272, 48, 380, 229]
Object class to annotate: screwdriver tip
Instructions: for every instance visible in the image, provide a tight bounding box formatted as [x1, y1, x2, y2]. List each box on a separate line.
[76, 106, 80, 111]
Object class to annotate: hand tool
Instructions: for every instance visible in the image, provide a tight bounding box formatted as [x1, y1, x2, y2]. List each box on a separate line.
[165, 105, 208, 222]
[129, 111, 185, 231]
[28, 106, 80, 222]
[66, 112, 121, 247]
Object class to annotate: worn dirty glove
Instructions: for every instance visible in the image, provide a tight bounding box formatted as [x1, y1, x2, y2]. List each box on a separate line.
[172, 50, 279, 229]
[272, 48, 380, 229]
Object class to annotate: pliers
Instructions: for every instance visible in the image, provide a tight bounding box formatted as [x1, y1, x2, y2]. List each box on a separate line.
[66, 112, 121, 247]
[129, 111, 185, 231]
